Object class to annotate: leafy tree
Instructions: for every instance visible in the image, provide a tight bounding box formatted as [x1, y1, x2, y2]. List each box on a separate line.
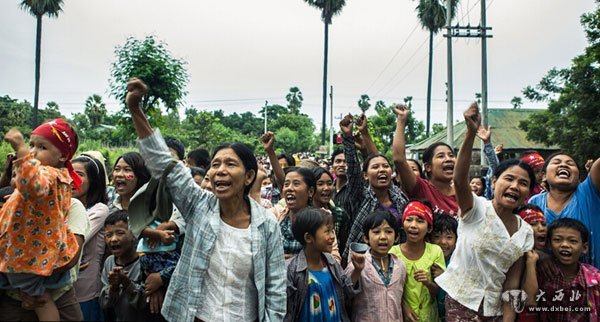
[286, 87, 304, 114]
[369, 100, 426, 155]
[271, 113, 318, 153]
[109, 35, 189, 114]
[0, 95, 32, 134]
[275, 127, 300, 154]
[510, 96, 523, 109]
[475, 92, 482, 104]
[303, 0, 346, 144]
[258, 104, 288, 123]
[84, 94, 108, 127]
[431, 123, 446, 135]
[403, 96, 413, 108]
[40, 101, 63, 120]
[416, 0, 457, 136]
[519, 4, 600, 164]
[20, 0, 64, 127]
[358, 94, 371, 113]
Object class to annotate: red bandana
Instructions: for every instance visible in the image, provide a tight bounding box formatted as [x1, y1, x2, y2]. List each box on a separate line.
[402, 201, 433, 226]
[31, 119, 82, 190]
[518, 208, 546, 224]
[521, 153, 545, 171]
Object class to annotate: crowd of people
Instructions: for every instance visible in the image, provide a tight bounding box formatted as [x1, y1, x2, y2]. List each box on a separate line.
[0, 77, 598, 322]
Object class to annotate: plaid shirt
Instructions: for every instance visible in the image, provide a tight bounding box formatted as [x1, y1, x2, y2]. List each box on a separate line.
[138, 130, 286, 322]
[342, 135, 408, 260]
[536, 262, 600, 322]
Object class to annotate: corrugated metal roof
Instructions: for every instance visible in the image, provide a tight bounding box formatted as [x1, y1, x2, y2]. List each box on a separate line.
[409, 108, 560, 151]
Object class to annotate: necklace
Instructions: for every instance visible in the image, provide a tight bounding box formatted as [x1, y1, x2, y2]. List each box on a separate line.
[371, 254, 389, 274]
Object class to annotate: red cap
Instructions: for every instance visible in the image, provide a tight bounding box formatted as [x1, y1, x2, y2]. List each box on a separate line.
[518, 207, 546, 224]
[402, 201, 433, 226]
[521, 153, 545, 171]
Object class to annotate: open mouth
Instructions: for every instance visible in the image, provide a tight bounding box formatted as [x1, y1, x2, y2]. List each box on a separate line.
[442, 163, 454, 174]
[114, 180, 127, 191]
[285, 193, 296, 204]
[503, 191, 519, 203]
[558, 250, 573, 259]
[557, 168, 571, 179]
[213, 180, 232, 192]
[376, 174, 389, 183]
[536, 234, 546, 244]
[109, 244, 123, 253]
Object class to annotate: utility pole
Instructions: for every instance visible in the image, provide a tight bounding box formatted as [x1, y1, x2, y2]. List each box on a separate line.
[329, 85, 334, 155]
[445, 1, 492, 160]
[264, 100, 268, 134]
[445, 0, 454, 148]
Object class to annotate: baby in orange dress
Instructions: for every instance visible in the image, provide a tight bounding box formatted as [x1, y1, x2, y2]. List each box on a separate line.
[0, 119, 81, 321]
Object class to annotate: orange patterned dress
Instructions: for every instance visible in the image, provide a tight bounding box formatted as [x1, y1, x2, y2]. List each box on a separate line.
[0, 154, 78, 276]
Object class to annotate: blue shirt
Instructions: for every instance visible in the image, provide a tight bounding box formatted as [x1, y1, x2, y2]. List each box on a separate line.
[529, 176, 600, 268]
[299, 268, 342, 322]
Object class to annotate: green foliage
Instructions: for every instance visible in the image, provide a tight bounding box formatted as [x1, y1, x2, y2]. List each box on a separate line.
[109, 35, 189, 114]
[431, 123, 446, 135]
[415, 0, 456, 33]
[20, 0, 63, 18]
[271, 113, 318, 153]
[0, 95, 33, 135]
[258, 104, 288, 122]
[510, 96, 523, 109]
[358, 94, 371, 113]
[286, 87, 303, 115]
[368, 100, 426, 155]
[303, 0, 346, 24]
[519, 5, 600, 164]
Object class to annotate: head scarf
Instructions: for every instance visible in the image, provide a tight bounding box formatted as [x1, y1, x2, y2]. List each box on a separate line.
[31, 119, 82, 190]
[402, 201, 433, 226]
[518, 207, 546, 224]
[521, 153, 545, 171]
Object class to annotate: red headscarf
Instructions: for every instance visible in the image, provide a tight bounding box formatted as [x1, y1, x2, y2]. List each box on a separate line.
[521, 153, 545, 171]
[31, 119, 82, 190]
[518, 207, 546, 224]
[402, 201, 433, 226]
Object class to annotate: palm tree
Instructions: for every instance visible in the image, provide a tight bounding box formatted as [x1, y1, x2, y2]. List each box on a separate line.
[286, 87, 304, 115]
[20, 0, 64, 127]
[416, 0, 456, 136]
[358, 94, 371, 113]
[303, 0, 346, 145]
[84, 94, 108, 128]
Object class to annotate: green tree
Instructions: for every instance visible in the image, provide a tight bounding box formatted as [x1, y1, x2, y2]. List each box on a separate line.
[40, 101, 63, 120]
[403, 96, 413, 108]
[431, 122, 446, 135]
[286, 87, 304, 114]
[84, 94, 108, 127]
[303, 0, 346, 145]
[109, 35, 189, 114]
[475, 92, 482, 104]
[510, 96, 523, 109]
[258, 104, 288, 123]
[416, 0, 457, 136]
[0, 95, 32, 134]
[519, 4, 600, 164]
[271, 113, 318, 153]
[369, 100, 426, 154]
[358, 94, 371, 113]
[20, 0, 64, 127]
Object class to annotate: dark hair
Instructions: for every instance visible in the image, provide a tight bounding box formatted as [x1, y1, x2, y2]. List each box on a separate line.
[164, 137, 185, 161]
[362, 210, 399, 238]
[189, 166, 206, 178]
[542, 151, 579, 173]
[277, 153, 296, 167]
[423, 142, 454, 165]
[212, 142, 258, 195]
[362, 153, 391, 172]
[114, 152, 151, 192]
[0, 186, 14, 201]
[493, 159, 536, 192]
[547, 218, 589, 244]
[514, 203, 543, 215]
[407, 158, 425, 179]
[104, 210, 129, 227]
[0, 154, 16, 188]
[72, 155, 108, 207]
[291, 207, 333, 246]
[187, 148, 210, 169]
[433, 213, 458, 236]
[331, 148, 344, 164]
[312, 167, 333, 184]
[285, 167, 317, 191]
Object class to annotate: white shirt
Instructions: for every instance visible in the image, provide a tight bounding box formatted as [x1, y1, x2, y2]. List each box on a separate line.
[196, 219, 258, 322]
[435, 194, 533, 316]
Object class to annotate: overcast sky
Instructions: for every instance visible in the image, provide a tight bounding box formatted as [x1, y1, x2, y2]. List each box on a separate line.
[0, 0, 596, 131]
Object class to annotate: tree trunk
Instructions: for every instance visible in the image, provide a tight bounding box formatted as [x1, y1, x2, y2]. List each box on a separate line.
[426, 29, 434, 137]
[33, 15, 43, 127]
[321, 21, 329, 146]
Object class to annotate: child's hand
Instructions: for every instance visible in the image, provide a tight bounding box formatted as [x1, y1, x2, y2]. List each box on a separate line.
[402, 302, 419, 322]
[350, 252, 366, 271]
[413, 269, 430, 284]
[144, 272, 164, 296]
[158, 230, 175, 246]
[430, 263, 445, 279]
[126, 78, 148, 109]
[4, 128, 26, 151]
[108, 267, 124, 287]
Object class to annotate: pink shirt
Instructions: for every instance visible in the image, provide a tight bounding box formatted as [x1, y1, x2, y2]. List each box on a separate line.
[345, 252, 407, 322]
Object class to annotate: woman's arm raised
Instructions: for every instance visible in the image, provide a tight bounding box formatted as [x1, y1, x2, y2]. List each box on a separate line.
[392, 104, 418, 193]
[453, 102, 481, 216]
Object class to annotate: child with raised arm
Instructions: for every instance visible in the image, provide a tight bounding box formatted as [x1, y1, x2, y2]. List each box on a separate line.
[0, 120, 81, 321]
[346, 210, 407, 322]
[286, 207, 365, 322]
